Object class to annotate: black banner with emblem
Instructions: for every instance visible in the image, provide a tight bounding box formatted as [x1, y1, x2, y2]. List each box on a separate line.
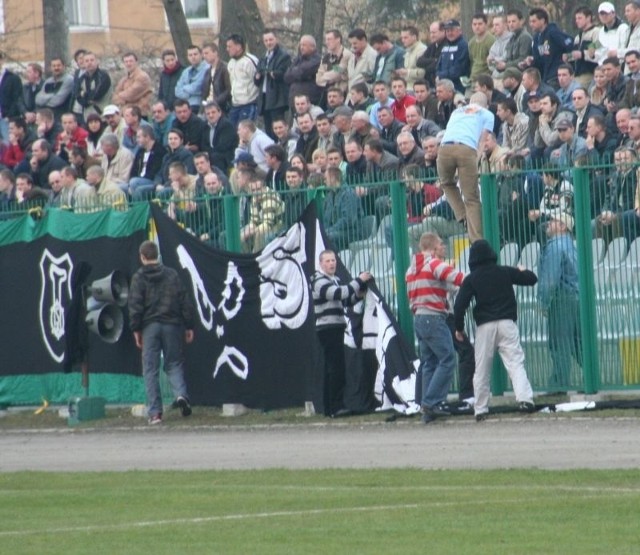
[150, 203, 317, 409]
[0, 233, 144, 376]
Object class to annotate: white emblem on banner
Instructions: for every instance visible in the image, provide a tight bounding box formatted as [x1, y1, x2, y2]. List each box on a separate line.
[177, 245, 216, 330]
[176, 245, 250, 381]
[213, 345, 249, 380]
[258, 223, 309, 330]
[38, 249, 74, 363]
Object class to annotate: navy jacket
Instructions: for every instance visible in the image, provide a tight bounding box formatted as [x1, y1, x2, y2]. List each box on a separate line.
[532, 23, 573, 85]
[437, 36, 470, 93]
[255, 45, 292, 112]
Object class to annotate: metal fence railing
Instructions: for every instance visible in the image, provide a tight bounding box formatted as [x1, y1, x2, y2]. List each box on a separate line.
[3, 162, 640, 394]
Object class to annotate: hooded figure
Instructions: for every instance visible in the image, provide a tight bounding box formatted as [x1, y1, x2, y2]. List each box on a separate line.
[453, 240, 537, 420]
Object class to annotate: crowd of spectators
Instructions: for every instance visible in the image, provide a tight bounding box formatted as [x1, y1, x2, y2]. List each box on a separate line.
[2, 4, 640, 253]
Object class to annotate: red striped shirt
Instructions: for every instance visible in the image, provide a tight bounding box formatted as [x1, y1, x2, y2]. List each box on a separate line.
[405, 253, 464, 314]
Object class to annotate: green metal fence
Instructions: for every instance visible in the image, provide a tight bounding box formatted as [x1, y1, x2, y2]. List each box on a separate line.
[3, 163, 640, 394]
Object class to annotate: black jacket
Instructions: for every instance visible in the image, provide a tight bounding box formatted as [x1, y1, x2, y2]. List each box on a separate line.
[130, 141, 167, 181]
[416, 41, 445, 87]
[379, 119, 404, 155]
[156, 145, 195, 184]
[21, 80, 44, 113]
[76, 68, 112, 109]
[128, 263, 195, 332]
[454, 240, 538, 331]
[199, 116, 238, 173]
[158, 64, 185, 108]
[174, 113, 207, 151]
[31, 153, 67, 189]
[0, 70, 23, 118]
[201, 61, 232, 111]
[295, 127, 319, 163]
[265, 161, 290, 192]
[255, 45, 291, 112]
[284, 51, 322, 108]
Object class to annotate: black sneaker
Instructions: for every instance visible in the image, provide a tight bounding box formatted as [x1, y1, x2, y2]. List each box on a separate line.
[430, 402, 451, 417]
[422, 412, 437, 424]
[176, 396, 192, 417]
[475, 413, 488, 422]
[518, 401, 536, 413]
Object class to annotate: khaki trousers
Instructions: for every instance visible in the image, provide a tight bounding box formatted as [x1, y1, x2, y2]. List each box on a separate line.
[436, 143, 483, 242]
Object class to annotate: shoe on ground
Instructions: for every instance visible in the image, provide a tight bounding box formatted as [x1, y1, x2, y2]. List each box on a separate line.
[518, 401, 536, 413]
[176, 396, 192, 417]
[148, 414, 162, 425]
[475, 413, 488, 422]
[429, 401, 451, 417]
[462, 396, 475, 407]
[331, 408, 353, 418]
[422, 412, 437, 424]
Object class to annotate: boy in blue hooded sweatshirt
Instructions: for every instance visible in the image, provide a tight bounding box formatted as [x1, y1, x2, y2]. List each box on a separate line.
[453, 239, 537, 420]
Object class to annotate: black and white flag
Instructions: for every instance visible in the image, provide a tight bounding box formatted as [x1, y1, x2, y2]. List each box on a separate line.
[151, 203, 317, 409]
[316, 222, 420, 415]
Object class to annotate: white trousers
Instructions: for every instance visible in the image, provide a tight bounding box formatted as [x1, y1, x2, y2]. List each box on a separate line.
[473, 319, 533, 415]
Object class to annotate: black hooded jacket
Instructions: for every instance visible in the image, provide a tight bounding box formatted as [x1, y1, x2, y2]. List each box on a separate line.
[128, 263, 195, 332]
[453, 240, 537, 331]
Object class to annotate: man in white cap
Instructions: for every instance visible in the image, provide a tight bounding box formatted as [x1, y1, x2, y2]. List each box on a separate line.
[537, 210, 582, 393]
[102, 104, 126, 144]
[596, 2, 629, 64]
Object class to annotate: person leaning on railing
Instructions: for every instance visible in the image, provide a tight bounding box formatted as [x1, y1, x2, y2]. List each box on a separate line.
[593, 147, 638, 245]
[166, 161, 200, 232]
[0, 169, 17, 216]
[241, 178, 284, 253]
[85, 165, 128, 212]
[528, 167, 574, 244]
[195, 171, 226, 249]
[322, 165, 364, 251]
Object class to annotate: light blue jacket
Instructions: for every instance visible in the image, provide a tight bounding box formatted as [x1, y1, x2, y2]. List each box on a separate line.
[175, 62, 208, 107]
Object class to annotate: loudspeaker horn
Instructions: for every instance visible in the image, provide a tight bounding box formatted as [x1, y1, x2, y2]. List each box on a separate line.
[85, 304, 124, 343]
[89, 271, 129, 307]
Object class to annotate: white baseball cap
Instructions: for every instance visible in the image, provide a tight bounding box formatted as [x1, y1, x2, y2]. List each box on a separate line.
[598, 2, 616, 13]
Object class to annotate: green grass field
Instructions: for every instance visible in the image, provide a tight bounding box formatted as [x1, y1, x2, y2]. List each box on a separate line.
[1, 469, 639, 554]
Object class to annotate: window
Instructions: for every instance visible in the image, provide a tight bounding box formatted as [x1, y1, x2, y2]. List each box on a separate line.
[64, 0, 108, 29]
[182, 0, 217, 23]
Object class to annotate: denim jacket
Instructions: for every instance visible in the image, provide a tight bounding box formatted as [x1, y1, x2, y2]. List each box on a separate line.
[537, 233, 579, 307]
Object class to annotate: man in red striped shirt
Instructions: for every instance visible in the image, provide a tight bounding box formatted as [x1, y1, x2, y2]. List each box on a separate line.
[406, 232, 464, 423]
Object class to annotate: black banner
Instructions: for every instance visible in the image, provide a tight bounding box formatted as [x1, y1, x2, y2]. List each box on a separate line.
[151, 203, 317, 409]
[0, 234, 143, 376]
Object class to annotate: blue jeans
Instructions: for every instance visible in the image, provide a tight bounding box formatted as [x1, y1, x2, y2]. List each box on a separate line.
[548, 292, 582, 390]
[142, 322, 188, 417]
[228, 103, 257, 127]
[620, 209, 640, 246]
[129, 177, 155, 201]
[414, 313, 455, 408]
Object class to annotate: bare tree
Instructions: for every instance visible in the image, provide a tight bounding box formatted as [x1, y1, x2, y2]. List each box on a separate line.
[43, 0, 69, 69]
[301, 0, 327, 47]
[220, 0, 266, 57]
[162, 0, 193, 66]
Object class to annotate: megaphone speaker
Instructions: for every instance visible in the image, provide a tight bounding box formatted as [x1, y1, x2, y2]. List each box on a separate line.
[85, 304, 124, 343]
[89, 270, 129, 306]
